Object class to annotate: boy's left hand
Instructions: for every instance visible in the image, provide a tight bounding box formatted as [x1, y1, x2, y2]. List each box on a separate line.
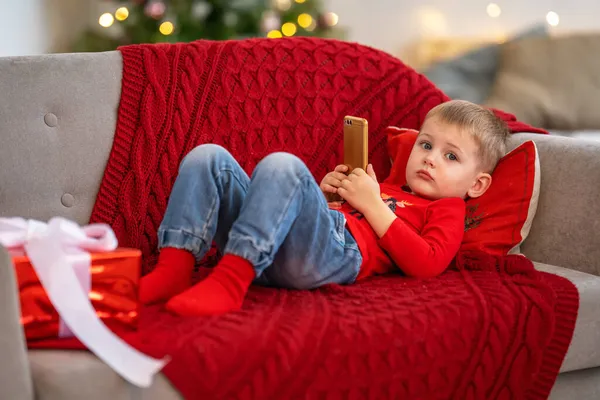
[338, 164, 380, 213]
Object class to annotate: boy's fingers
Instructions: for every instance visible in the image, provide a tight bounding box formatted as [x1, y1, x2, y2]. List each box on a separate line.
[351, 168, 366, 176]
[325, 178, 342, 188]
[331, 172, 347, 181]
[366, 164, 377, 180]
[325, 174, 347, 186]
[321, 184, 337, 193]
[335, 164, 349, 172]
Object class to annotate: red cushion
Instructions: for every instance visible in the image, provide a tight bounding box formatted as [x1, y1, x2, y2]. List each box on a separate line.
[383, 127, 540, 255]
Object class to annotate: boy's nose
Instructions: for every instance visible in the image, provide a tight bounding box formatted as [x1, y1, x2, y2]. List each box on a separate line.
[423, 156, 435, 167]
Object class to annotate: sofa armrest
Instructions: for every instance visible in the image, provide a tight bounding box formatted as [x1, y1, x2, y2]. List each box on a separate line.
[0, 244, 34, 399]
[534, 262, 600, 373]
[509, 133, 600, 276]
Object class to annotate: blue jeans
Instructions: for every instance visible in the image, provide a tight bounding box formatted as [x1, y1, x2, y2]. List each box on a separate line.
[158, 144, 362, 289]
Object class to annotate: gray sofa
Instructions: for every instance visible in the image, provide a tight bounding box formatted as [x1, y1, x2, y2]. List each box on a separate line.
[423, 31, 600, 145]
[0, 51, 599, 400]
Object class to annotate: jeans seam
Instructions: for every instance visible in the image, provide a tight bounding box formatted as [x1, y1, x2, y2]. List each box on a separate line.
[157, 229, 209, 261]
[199, 166, 249, 241]
[268, 173, 313, 249]
[219, 166, 250, 191]
[332, 212, 346, 246]
[158, 228, 206, 239]
[200, 195, 218, 241]
[230, 172, 311, 264]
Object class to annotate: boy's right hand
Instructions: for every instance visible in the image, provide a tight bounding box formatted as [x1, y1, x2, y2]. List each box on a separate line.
[320, 164, 349, 195]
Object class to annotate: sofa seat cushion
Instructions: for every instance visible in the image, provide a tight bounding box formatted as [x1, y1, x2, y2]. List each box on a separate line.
[28, 350, 180, 400]
[27, 263, 594, 396]
[534, 262, 600, 372]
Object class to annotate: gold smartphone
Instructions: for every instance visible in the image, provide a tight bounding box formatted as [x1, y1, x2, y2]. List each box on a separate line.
[327, 116, 369, 202]
[343, 115, 368, 172]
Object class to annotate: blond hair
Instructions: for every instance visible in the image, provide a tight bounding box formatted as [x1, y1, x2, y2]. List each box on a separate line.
[425, 100, 510, 173]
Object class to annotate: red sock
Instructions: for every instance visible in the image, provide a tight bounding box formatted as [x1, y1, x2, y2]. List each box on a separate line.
[166, 254, 255, 317]
[139, 248, 195, 305]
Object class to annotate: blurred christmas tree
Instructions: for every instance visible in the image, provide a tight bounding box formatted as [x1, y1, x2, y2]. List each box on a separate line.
[73, 0, 345, 52]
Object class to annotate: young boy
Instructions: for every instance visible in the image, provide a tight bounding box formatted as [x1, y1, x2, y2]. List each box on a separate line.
[139, 100, 510, 316]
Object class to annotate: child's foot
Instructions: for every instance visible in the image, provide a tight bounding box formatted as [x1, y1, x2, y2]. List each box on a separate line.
[166, 254, 255, 317]
[139, 248, 195, 305]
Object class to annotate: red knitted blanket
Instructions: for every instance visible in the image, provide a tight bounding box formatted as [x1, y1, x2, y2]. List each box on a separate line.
[86, 38, 577, 399]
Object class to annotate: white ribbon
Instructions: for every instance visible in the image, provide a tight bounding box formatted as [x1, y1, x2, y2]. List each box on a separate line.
[0, 217, 167, 388]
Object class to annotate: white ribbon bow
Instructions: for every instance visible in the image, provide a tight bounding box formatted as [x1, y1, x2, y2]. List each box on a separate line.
[0, 217, 167, 388]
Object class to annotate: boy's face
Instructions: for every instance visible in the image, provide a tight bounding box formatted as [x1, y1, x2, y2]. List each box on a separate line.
[405, 117, 491, 200]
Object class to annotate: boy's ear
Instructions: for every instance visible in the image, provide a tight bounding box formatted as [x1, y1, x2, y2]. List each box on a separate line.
[467, 173, 492, 198]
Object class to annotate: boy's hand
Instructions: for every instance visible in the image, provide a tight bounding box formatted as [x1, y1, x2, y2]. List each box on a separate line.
[320, 164, 349, 195]
[337, 164, 380, 214]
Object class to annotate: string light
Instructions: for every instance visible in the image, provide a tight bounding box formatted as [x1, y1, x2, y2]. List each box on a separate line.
[322, 12, 339, 27]
[98, 13, 114, 28]
[417, 7, 447, 36]
[305, 20, 316, 31]
[297, 13, 313, 29]
[267, 30, 283, 38]
[281, 22, 297, 36]
[274, 0, 291, 12]
[546, 11, 559, 26]
[486, 3, 501, 18]
[146, 1, 166, 19]
[159, 21, 174, 35]
[295, 0, 306, 3]
[115, 7, 129, 21]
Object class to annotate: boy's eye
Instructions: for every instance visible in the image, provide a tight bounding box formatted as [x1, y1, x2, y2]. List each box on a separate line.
[445, 153, 458, 161]
[420, 142, 432, 150]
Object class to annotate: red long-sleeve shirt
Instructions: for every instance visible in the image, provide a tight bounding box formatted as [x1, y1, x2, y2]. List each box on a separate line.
[336, 183, 466, 280]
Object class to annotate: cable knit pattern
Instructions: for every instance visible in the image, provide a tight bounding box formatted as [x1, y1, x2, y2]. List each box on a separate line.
[129, 254, 577, 400]
[89, 37, 544, 273]
[86, 38, 576, 399]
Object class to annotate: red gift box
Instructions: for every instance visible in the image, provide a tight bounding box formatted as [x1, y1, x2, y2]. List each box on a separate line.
[11, 248, 141, 341]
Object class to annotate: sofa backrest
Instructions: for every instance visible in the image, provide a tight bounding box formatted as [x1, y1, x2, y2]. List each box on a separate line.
[507, 133, 600, 275]
[0, 51, 121, 226]
[0, 50, 598, 276]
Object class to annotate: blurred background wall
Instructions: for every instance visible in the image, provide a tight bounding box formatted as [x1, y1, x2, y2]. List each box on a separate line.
[3, 0, 598, 59]
[3, 1, 600, 138]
